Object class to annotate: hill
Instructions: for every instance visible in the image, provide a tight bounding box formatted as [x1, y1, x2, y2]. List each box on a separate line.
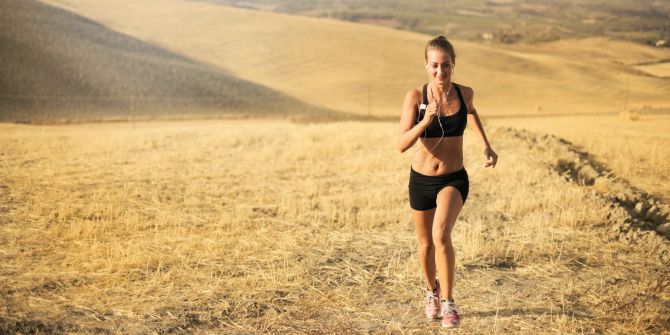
[41, 0, 670, 118]
[199, 0, 670, 46]
[0, 0, 335, 123]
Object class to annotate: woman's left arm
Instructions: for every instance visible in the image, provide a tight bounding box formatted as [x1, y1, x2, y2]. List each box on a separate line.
[463, 86, 498, 168]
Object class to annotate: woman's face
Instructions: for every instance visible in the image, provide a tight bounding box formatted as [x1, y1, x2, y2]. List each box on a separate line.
[425, 48, 454, 84]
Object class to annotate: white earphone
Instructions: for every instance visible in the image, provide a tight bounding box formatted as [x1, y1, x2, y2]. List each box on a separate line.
[415, 84, 450, 159]
[416, 60, 454, 164]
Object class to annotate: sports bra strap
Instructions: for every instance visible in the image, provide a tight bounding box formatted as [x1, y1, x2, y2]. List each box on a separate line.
[454, 84, 464, 105]
[422, 82, 465, 108]
[422, 84, 428, 105]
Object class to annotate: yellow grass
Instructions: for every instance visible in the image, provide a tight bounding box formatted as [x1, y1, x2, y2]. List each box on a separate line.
[1, 120, 668, 334]
[41, 0, 670, 117]
[3, 2, 670, 333]
[492, 115, 670, 203]
[634, 62, 670, 79]
[510, 37, 670, 66]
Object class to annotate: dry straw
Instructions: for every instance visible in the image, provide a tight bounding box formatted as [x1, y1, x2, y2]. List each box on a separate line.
[1, 119, 669, 334]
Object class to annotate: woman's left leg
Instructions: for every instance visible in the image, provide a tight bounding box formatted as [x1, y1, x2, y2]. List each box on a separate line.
[432, 186, 464, 301]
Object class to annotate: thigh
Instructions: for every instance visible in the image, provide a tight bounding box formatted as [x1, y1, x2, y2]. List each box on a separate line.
[433, 186, 464, 235]
[413, 208, 436, 245]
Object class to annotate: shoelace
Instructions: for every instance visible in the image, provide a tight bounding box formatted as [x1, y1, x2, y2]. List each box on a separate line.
[442, 302, 459, 317]
[424, 293, 439, 309]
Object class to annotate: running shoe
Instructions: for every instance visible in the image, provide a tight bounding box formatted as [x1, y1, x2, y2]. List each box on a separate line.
[423, 279, 441, 319]
[440, 300, 461, 328]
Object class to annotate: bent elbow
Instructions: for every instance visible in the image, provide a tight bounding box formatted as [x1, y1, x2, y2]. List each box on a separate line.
[397, 142, 408, 153]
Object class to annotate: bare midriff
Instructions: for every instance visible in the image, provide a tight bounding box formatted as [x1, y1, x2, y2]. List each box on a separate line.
[411, 136, 464, 176]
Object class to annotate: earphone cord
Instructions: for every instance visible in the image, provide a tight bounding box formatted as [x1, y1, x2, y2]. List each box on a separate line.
[426, 85, 446, 153]
[414, 83, 451, 164]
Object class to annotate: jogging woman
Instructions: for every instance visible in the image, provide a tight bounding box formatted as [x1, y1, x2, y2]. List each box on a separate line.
[397, 35, 498, 328]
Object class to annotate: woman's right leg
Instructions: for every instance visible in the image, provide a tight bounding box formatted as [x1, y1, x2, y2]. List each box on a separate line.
[413, 208, 437, 290]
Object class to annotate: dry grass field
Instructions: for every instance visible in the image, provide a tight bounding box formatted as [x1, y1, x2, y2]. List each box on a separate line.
[1, 120, 669, 334]
[492, 114, 670, 203]
[2, 1, 670, 334]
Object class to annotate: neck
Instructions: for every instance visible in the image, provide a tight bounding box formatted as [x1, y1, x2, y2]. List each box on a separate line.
[430, 80, 452, 98]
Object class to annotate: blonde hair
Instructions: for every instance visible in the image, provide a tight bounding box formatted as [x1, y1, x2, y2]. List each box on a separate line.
[425, 35, 456, 64]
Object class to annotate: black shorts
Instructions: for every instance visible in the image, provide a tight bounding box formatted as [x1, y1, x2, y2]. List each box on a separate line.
[408, 167, 469, 211]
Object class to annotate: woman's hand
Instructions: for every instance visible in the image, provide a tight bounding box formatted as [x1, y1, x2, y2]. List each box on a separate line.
[484, 147, 498, 168]
[421, 101, 439, 126]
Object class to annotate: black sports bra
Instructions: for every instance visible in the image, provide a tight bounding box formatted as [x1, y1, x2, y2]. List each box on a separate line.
[415, 83, 468, 138]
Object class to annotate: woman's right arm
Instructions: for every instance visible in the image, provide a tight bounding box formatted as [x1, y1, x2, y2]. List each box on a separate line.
[397, 89, 430, 153]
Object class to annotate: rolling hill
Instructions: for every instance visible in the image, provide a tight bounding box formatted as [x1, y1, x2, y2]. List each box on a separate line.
[40, 0, 670, 118]
[0, 0, 335, 123]
[196, 0, 670, 46]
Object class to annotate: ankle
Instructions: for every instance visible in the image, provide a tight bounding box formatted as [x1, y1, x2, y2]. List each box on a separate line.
[426, 279, 439, 293]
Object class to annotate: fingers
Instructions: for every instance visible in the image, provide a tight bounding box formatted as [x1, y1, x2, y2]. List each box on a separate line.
[425, 102, 438, 115]
[484, 152, 498, 168]
[423, 103, 438, 123]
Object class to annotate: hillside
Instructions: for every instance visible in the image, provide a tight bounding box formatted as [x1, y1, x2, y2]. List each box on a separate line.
[41, 0, 670, 118]
[0, 0, 334, 123]
[198, 0, 670, 46]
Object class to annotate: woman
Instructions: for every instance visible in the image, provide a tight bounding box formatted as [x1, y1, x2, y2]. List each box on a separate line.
[397, 36, 497, 328]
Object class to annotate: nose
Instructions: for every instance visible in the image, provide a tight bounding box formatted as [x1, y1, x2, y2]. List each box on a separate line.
[435, 66, 448, 77]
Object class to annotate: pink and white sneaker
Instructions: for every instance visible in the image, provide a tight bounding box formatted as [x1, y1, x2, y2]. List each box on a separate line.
[423, 280, 441, 319]
[440, 300, 461, 328]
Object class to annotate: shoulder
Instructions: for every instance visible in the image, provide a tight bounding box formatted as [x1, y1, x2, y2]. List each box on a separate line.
[455, 83, 476, 113]
[401, 86, 423, 112]
[455, 83, 474, 101]
[404, 85, 423, 103]
[400, 86, 424, 123]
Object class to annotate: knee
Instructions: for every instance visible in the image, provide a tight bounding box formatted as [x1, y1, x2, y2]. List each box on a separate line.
[417, 241, 434, 256]
[432, 231, 452, 248]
